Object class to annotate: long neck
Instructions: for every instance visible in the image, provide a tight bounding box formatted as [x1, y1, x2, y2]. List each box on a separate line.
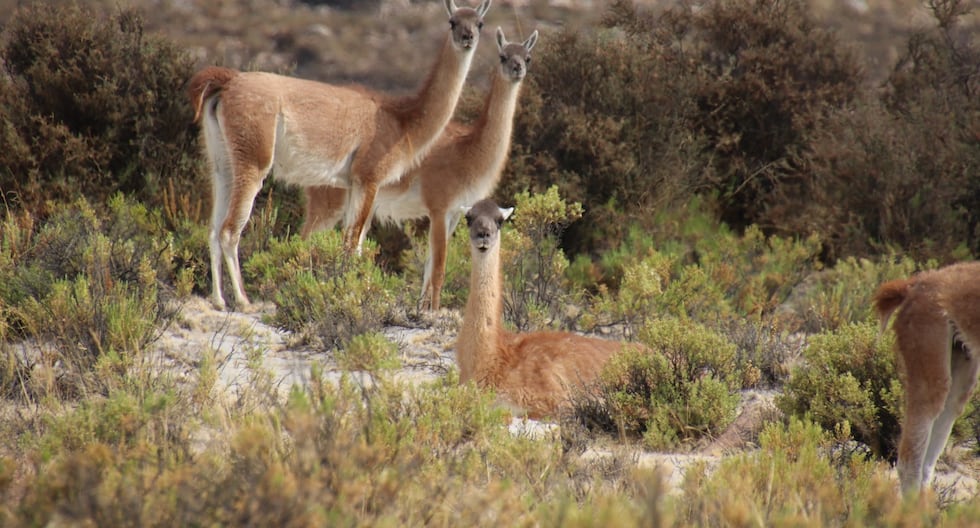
[387, 34, 473, 164]
[457, 244, 504, 384]
[473, 68, 521, 154]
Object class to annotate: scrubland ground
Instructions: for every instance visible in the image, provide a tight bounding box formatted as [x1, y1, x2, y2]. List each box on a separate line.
[1, 0, 979, 525]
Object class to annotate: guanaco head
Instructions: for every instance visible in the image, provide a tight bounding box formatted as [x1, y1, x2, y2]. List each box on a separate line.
[495, 27, 538, 82]
[464, 199, 513, 253]
[445, 0, 492, 51]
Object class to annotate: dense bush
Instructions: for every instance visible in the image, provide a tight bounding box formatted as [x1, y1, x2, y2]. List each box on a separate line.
[573, 317, 741, 450]
[503, 0, 863, 258]
[795, 0, 979, 260]
[0, 196, 181, 398]
[501, 0, 977, 264]
[0, 3, 203, 216]
[778, 322, 903, 460]
[244, 230, 405, 348]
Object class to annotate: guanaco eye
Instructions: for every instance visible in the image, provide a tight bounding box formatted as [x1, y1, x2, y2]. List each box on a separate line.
[525, 56, 532, 64]
[499, 55, 507, 64]
[495, 218, 504, 227]
[477, 21, 484, 29]
[449, 20, 457, 30]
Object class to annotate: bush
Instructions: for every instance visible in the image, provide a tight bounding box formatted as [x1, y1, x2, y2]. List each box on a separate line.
[503, 0, 862, 258]
[578, 197, 820, 342]
[501, 186, 583, 331]
[0, 196, 181, 398]
[575, 317, 741, 449]
[0, 3, 203, 216]
[244, 230, 405, 348]
[778, 322, 903, 460]
[678, 417, 917, 526]
[783, 254, 926, 333]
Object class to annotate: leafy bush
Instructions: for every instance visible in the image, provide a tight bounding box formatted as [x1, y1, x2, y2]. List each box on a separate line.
[778, 322, 903, 460]
[501, 186, 583, 331]
[578, 197, 820, 344]
[783, 254, 926, 333]
[0, 3, 202, 215]
[244, 230, 405, 348]
[575, 317, 741, 450]
[503, 0, 862, 258]
[0, 195, 180, 398]
[678, 417, 919, 526]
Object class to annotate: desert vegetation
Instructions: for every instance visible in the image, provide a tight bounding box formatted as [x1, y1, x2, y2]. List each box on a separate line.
[1, 0, 979, 525]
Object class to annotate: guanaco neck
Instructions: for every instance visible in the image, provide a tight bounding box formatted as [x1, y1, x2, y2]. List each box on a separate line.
[458, 242, 506, 384]
[463, 68, 522, 175]
[386, 33, 474, 164]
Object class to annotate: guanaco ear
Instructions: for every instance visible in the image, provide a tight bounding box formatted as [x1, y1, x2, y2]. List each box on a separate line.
[496, 27, 507, 52]
[500, 207, 514, 221]
[523, 30, 538, 52]
[444, 0, 456, 16]
[477, 0, 492, 18]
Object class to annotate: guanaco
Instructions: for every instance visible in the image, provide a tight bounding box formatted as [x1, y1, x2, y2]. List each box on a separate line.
[456, 198, 636, 418]
[302, 27, 538, 311]
[187, 0, 491, 310]
[874, 261, 980, 494]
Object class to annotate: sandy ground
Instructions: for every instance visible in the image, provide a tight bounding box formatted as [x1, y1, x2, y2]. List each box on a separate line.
[150, 295, 980, 499]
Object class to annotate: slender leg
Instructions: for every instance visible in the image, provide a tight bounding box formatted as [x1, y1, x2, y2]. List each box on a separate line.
[421, 213, 446, 311]
[344, 182, 378, 255]
[920, 339, 980, 488]
[219, 169, 265, 309]
[208, 162, 233, 310]
[427, 210, 463, 311]
[895, 307, 951, 494]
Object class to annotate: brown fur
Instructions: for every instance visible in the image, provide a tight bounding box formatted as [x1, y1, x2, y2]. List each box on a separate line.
[301, 28, 538, 311]
[186, 0, 491, 310]
[873, 261, 980, 494]
[456, 199, 636, 419]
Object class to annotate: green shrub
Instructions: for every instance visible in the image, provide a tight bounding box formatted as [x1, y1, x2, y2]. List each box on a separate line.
[0, 196, 180, 398]
[678, 417, 922, 526]
[578, 197, 819, 342]
[244, 230, 404, 348]
[785, 254, 926, 333]
[334, 332, 401, 374]
[501, 186, 583, 331]
[778, 322, 903, 459]
[0, 3, 202, 215]
[577, 317, 740, 449]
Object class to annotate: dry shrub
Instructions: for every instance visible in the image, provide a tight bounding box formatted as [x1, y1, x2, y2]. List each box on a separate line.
[0, 3, 202, 216]
[503, 0, 862, 258]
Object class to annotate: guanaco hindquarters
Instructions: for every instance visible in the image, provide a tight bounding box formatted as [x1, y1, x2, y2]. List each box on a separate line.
[874, 261, 980, 494]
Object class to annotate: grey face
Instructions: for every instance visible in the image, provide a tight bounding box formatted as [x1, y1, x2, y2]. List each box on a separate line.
[499, 44, 531, 80]
[496, 28, 538, 82]
[465, 199, 510, 253]
[446, 0, 491, 51]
